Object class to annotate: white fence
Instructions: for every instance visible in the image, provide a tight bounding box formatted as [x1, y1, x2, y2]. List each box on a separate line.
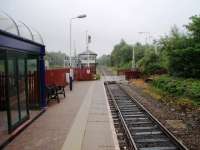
[103, 75, 126, 82]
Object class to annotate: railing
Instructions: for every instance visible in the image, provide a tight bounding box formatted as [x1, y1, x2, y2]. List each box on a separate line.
[27, 71, 39, 109]
[0, 71, 40, 110]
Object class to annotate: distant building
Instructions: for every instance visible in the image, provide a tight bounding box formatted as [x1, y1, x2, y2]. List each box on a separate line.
[78, 50, 97, 73]
[64, 55, 70, 67]
[64, 50, 97, 74]
[64, 56, 79, 68]
[71, 56, 79, 68]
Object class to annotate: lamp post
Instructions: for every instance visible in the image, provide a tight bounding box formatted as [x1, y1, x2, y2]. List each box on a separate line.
[149, 35, 158, 55]
[69, 14, 87, 67]
[68, 14, 86, 91]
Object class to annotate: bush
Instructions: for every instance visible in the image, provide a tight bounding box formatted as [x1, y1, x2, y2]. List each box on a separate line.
[152, 75, 200, 104]
[186, 81, 200, 100]
[137, 52, 166, 75]
[168, 47, 200, 78]
[119, 61, 132, 69]
[143, 63, 163, 75]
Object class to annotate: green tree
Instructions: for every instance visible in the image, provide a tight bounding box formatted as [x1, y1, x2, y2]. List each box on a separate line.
[168, 47, 200, 78]
[157, 25, 193, 69]
[137, 49, 163, 75]
[185, 15, 200, 43]
[111, 39, 132, 68]
[158, 25, 190, 54]
[157, 16, 200, 78]
[134, 42, 145, 63]
[97, 55, 111, 66]
[45, 51, 67, 68]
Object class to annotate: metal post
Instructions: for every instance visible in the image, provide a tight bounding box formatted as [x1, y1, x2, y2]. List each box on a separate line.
[69, 15, 87, 67]
[132, 47, 136, 69]
[86, 31, 90, 67]
[73, 40, 76, 67]
[138, 32, 150, 44]
[68, 14, 86, 87]
[86, 30, 88, 50]
[39, 50, 46, 108]
[69, 18, 72, 67]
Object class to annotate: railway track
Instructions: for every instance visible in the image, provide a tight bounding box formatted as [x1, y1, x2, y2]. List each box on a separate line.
[105, 81, 188, 150]
[98, 66, 114, 76]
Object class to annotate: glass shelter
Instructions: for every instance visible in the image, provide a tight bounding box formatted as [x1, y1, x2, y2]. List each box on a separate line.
[0, 13, 46, 133]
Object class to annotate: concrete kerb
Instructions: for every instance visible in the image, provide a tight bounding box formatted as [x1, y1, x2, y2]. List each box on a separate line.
[102, 79, 120, 150]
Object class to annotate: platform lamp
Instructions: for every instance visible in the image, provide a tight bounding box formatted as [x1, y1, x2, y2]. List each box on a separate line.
[69, 14, 87, 67]
[68, 14, 87, 91]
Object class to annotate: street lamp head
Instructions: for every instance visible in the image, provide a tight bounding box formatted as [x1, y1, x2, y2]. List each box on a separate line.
[77, 14, 87, 18]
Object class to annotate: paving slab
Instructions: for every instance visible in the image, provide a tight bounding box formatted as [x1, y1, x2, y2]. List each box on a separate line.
[5, 80, 119, 150]
[81, 80, 119, 150]
[5, 81, 93, 150]
[61, 80, 119, 150]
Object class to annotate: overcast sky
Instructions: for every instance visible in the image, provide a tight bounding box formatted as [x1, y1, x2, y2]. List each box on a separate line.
[1, 0, 200, 56]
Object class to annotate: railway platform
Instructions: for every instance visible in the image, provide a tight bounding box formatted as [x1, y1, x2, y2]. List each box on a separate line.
[4, 80, 119, 150]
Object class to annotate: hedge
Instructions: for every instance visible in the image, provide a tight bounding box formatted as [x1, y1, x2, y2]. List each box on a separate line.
[168, 47, 200, 78]
[152, 75, 200, 104]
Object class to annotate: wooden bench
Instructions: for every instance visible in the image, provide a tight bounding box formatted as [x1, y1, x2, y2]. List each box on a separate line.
[55, 85, 66, 98]
[46, 85, 60, 103]
[46, 84, 66, 104]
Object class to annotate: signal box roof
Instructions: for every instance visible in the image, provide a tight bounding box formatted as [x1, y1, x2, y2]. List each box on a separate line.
[78, 50, 97, 56]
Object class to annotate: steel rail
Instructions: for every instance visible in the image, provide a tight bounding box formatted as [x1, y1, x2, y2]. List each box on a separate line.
[102, 67, 188, 150]
[105, 82, 138, 150]
[118, 84, 188, 150]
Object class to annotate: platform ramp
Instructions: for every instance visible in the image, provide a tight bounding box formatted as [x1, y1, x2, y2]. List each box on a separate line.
[103, 75, 126, 82]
